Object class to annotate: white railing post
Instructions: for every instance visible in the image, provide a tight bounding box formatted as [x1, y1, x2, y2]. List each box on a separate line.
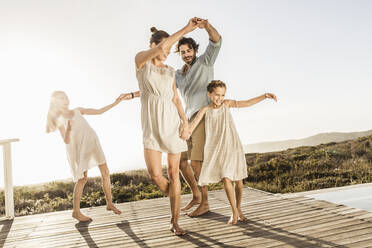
[1, 139, 19, 219]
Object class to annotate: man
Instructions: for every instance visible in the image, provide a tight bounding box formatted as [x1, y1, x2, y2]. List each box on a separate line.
[175, 18, 221, 216]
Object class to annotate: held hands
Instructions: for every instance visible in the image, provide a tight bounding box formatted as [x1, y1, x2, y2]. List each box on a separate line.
[133, 91, 140, 98]
[181, 128, 192, 140]
[197, 19, 209, 29]
[179, 123, 191, 140]
[116, 92, 140, 103]
[264, 93, 278, 102]
[186, 17, 203, 32]
[117, 93, 132, 101]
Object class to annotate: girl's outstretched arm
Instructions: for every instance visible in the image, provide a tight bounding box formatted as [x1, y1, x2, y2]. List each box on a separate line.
[58, 119, 72, 144]
[79, 92, 140, 115]
[135, 18, 201, 69]
[188, 106, 208, 137]
[225, 93, 277, 108]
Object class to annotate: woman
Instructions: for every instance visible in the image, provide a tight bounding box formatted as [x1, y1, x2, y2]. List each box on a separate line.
[135, 18, 201, 235]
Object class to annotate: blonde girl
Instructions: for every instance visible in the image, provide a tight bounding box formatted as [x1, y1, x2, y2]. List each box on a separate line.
[46, 90, 139, 221]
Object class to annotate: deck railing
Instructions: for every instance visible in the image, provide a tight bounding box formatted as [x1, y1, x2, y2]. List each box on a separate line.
[0, 138, 19, 219]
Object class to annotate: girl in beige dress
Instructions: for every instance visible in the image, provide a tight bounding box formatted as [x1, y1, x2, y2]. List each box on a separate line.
[46, 90, 139, 222]
[135, 18, 204, 235]
[188, 80, 277, 224]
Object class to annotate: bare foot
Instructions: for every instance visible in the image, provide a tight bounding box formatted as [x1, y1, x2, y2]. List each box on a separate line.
[170, 223, 187, 236]
[72, 211, 92, 222]
[228, 215, 238, 225]
[238, 213, 248, 222]
[187, 203, 209, 217]
[181, 195, 201, 211]
[107, 204, 122, 215]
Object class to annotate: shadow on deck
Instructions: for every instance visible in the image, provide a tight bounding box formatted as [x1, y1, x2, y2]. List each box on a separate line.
[1, 187, 372, 247]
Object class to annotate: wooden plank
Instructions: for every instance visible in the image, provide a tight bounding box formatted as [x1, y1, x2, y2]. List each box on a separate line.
[1, 187, 372, 248]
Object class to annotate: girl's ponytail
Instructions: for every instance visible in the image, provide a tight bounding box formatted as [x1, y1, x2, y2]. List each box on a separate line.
[46, 91, 65, 133]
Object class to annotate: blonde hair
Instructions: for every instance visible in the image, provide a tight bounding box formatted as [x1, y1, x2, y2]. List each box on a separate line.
[46, 91, 67, 133]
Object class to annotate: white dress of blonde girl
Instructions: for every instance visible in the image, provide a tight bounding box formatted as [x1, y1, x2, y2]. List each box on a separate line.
[198, 103, 248, 186]
[136, 61, 187, 153]
[59, 109, 106, 182]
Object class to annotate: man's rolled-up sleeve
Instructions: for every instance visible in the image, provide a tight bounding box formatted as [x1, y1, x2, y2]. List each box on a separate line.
[199, 38, 222, 66]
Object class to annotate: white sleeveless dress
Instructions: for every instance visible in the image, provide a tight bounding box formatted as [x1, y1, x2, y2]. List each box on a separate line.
[198, 103, 248, 186]
[136, 61, 187, 153]
[59, 109, 106, 182]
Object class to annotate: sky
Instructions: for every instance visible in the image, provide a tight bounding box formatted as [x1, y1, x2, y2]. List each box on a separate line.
[1, 0, 372, 186]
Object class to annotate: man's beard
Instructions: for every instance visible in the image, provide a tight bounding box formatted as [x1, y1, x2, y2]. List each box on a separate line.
[185, 56, 195, 65]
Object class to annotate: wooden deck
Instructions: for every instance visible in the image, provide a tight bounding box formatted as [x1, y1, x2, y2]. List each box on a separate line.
[1, 187, 372, 248]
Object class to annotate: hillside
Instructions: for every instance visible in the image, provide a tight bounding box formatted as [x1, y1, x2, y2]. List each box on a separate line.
[244, 129, 372, 153]
[245, 134, 372, 193]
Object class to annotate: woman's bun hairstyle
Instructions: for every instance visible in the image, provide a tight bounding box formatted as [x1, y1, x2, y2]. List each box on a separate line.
[149, 27, 170, 45]
[150, 27, 158, 33]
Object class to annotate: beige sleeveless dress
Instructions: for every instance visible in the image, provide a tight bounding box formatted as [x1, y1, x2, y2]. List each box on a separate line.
[59, 109, 106, 182]
[198, 103, 248, 186]
[136, 61, 187, 153]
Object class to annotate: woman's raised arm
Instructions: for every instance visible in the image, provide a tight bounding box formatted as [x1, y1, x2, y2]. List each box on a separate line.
[135, 18, 201, 69]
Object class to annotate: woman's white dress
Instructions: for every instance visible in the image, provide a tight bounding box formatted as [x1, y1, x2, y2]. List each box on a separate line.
[136, 61, 187, 153]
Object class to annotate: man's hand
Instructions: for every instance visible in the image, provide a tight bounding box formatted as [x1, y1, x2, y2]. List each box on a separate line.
[186, 17, 203, 32]
[198, 19, 209, 29]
